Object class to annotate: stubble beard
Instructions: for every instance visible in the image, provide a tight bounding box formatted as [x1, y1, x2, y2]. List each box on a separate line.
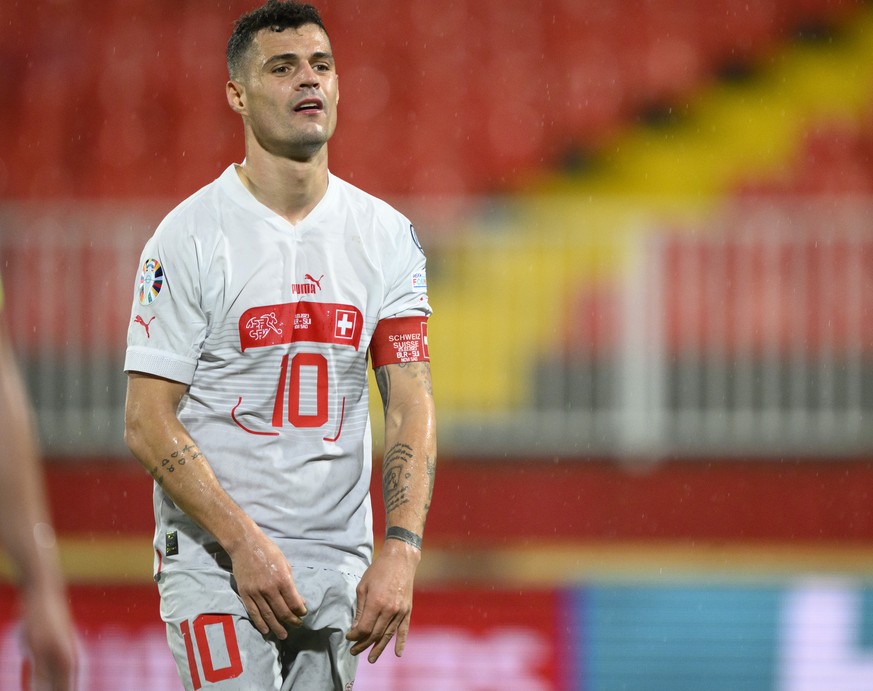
[255, 123, 330, 163]
[284, 134, 326, 162]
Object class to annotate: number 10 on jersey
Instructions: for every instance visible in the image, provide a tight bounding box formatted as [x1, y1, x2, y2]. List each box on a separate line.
[271, 352, 329, 429]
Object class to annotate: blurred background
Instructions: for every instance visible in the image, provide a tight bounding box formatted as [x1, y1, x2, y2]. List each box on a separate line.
[2, 0, 873, 688]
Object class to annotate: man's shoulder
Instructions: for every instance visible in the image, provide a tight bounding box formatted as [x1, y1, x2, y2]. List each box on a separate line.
[155, 174, 226, 237]
[329, 173, 408, 225]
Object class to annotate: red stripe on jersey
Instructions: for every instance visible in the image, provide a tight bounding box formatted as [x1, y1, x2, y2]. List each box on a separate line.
[239, 302, 363, 352]
[370, 317, 430, 368]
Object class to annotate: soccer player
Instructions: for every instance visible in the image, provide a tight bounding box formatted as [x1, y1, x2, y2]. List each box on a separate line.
[123, 2, 436, 689]
[0, 286, 78, 690]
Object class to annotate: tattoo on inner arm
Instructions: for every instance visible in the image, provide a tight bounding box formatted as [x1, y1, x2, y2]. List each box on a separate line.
[149, 443, 202, 487]
[382, 443, 414, 513]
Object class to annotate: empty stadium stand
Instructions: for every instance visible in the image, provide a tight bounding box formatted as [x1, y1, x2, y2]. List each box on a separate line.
[0, 0, 865, 200]
[3, 0, 873, 457]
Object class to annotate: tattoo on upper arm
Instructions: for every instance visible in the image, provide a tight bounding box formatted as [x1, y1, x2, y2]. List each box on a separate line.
[149, 443, 202, 487]
[376, 362, 432, 415]
[383, 443, 414, 513]
[396, 361, 434, 396]
[419, 362, 434, 396]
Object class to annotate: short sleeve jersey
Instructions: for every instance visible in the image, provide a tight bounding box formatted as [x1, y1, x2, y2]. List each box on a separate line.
[124, 165, 431, 579]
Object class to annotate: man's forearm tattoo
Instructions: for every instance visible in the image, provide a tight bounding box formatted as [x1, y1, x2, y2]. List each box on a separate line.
[383, 443, 414, 513]
[149, 443, 202, 486]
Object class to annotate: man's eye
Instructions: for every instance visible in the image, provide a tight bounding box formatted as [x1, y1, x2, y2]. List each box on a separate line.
[273, 65, 289, 74]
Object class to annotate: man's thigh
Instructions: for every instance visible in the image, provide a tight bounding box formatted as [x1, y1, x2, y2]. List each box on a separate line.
[282, 566, 360, 690]
[160, 568, 282, 690]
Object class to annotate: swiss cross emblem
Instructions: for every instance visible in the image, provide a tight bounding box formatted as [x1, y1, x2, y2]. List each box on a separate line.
[335, 310, 357, 340]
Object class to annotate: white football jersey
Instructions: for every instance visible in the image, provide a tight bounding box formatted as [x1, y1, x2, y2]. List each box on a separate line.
[124, 164, 431, 580]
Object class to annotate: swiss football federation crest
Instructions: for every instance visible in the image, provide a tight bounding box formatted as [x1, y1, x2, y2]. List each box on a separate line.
[246, 312, 283, 341]
[138, 258, 164, 306]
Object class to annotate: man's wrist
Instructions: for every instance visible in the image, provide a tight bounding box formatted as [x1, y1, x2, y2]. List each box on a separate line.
[385, 526, 423, 551]
[219, 512, 263, 557]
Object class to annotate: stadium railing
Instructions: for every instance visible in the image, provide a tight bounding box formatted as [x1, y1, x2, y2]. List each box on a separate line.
[1, 196, 871, 459]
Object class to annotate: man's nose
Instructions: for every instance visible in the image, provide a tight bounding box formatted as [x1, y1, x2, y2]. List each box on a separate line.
[296, 63, 320, 88]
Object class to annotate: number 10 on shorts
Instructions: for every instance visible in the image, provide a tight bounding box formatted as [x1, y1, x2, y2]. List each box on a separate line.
[181, 614, 244, 688]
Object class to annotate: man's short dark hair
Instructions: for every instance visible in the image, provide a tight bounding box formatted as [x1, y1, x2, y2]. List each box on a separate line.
[227, 0, 328, 79]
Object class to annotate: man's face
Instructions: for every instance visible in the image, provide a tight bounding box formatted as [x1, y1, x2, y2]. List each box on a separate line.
[230, 23, 338, 160]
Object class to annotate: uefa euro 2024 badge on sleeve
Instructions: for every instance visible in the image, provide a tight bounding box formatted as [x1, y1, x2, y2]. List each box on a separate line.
[138, 258, 164, 306]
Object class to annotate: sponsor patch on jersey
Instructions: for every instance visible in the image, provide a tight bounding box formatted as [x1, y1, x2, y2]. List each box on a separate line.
[412, 271, 427, 290]
[165, 530, 178, 556]
[138, 258, 164, 306]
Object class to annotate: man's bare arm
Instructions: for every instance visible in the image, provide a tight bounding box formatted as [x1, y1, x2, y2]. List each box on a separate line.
[378, 361, 436, 548]
[124, 372, 307, 637]
[0, 320, 77, 689]
[346, 360, 436, 662]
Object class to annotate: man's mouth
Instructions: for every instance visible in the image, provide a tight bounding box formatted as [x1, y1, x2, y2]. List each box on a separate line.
[294, 98, 323, 113]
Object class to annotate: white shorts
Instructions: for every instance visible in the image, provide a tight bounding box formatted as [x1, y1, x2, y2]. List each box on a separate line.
[158, 563, 360, 690]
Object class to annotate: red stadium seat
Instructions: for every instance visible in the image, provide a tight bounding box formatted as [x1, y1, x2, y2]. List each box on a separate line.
[1, 0, 867, 199]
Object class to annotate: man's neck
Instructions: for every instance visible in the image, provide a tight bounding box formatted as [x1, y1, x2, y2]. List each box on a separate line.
[234, 146, 329, 225]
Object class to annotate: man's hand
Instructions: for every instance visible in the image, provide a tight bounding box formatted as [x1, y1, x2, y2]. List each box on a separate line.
[229, 529, 307, 639]
[346, 539, 421, 663]
[22, 584, 78, 690]
[125, 374, 308, 640]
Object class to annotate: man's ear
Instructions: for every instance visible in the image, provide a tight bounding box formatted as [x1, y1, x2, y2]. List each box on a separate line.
[226, 80, 246, 115]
